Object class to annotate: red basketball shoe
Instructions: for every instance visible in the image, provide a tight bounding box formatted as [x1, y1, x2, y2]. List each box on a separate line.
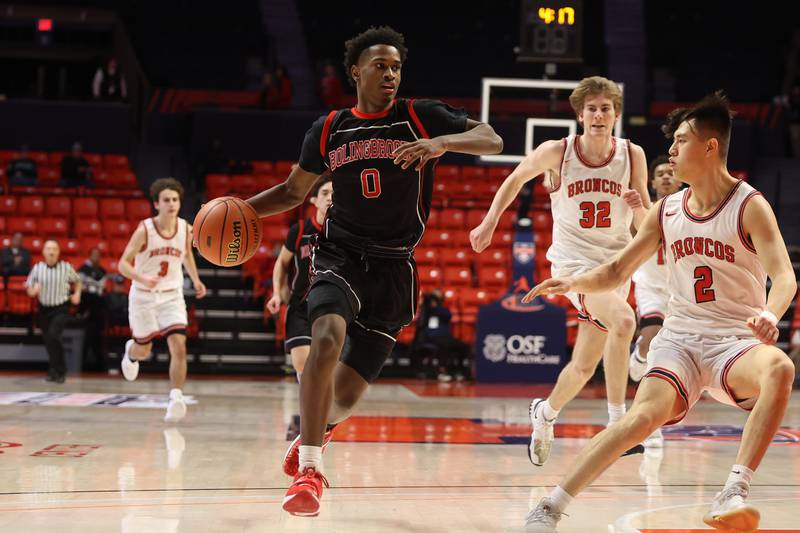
[282, 467, 330, 517]
[282, 428, 334, 476]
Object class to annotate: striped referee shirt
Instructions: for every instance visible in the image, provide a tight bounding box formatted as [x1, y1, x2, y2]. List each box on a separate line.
[25, 261, 80, 307]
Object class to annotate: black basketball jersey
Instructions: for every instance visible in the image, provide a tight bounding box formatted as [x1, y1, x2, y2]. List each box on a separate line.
[283, 217, 321, 301]
[298, 98, 468, 248]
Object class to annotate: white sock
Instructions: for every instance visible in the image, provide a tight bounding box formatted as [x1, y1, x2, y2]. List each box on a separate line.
[542, 399, 560, 421]
[632, 339, 646, 363]
[725, 464, 754, 490]
[607, 403, 626, 424]
[299, 445, 322, 472]
[548, 485, 573, 513]
[169, 388, 183, 401]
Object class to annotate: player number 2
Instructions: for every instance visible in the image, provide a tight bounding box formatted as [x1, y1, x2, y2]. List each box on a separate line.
[158, 261, 169, 277]
[693, 265, 716, 303]
[360, 168, 382, 199]
[579, 201, 611, 228]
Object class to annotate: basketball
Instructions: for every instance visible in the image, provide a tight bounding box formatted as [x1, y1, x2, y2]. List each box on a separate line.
[193, 196, 262, 267]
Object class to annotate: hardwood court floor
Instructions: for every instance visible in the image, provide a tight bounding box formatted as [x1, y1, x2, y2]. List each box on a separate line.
[0, 373, 798, 532]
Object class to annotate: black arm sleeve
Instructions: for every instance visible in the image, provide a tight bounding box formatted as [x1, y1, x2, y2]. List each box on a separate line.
[283, 223, 300, 253]
[411, 99, 469, 139]
[297, 115, 328, 175]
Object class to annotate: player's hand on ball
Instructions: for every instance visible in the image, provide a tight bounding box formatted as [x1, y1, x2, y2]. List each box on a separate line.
[469, 221, 496, 253]
[194, 280, 207, 299]
[521, 278, 573, 303]
[393, 138, 447, 170]
[623, 189, 643, 209]
[266, 293, 281, 315]
[746, 315, 779, 345]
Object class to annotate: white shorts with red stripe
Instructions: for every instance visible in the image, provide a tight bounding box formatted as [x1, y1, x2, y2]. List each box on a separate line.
[551, 262, 631, 331]
[128, 286, 188, 343]
[634, 282, 668, 322]
[644, 327, 761, 425]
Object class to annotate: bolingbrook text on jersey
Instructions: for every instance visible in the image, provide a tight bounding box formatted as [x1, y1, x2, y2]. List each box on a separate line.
[148, 246, 183, 258]
[669, 237, 735, 264]
[567, 177, 624, 198]
[328, 139, 408, 171]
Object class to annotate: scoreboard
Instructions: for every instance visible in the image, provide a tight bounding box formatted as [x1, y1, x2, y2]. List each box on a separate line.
[518, 0, 583, 63]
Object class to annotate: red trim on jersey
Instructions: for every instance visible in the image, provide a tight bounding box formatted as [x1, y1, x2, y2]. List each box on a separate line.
[350, 101, 395, 119]
[656, 196, 668, 256]
[574, 135, 617, 168]
[134, 322, 187, 344]
[310, 216, 322, 232]
[737, 191, 762, 254]
[721, 343, 760, 410]
[406, 99, 430, 139]
[626, 139, 634, 178]
[151, 217, 179, 240]
[644, 367, 689, 425]
[138, 220, 148, 253]
[549, 137, 567, 193]
[319, 110, 337, 158]
[682, 180, 743, 223]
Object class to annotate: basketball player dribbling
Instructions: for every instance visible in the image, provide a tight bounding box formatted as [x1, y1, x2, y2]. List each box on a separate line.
[246, 26, 503, 516]
[266, 174, 333, 379]
[521, 92, 797, 533]
[118, 178, 207, 423]
[470, 76, 652, 466]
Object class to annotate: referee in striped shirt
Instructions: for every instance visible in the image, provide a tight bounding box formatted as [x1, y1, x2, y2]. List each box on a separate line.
[26, 239, 81, 383]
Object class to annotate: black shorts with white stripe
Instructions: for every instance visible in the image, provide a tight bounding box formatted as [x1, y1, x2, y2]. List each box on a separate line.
[284, 300, 312, 353]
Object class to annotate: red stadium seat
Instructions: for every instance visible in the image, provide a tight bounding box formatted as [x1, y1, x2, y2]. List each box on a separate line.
[423, 229, 470, 248]
[461, 166, 487, 181]
[439, 248, 470, 266]
[62, 238, 81, 256]
[465, 209, 515, 231]
[417, 266, 443, 289]
[478, 267, 509, 289]
[489, 230, 513, 249]
[45, 197, 72, 217]
[487, 166, 513, 180]
[263, 225, 289, 245]
[99, 198, 126, 220]
[251, 160, 274, 174]
[425, 209, 440, 228]
[73, 197, 99, 219]
[80, 237, 109, 255]
[477, 248, 511, 268]
[48, 152, 68, 166]
[439, 209, 466, 229]
[7, 217, 37, 234]
[75, 219, 102, 237]
[274, 160, 296, 176]
[444, 266, 472, 287]
[205, 174, 231, 198]
[104, 220, 132, 239]
[460, 287, 498, 322]
[0, 196, 17, 216]
[110, 170, 138, 189]
[93, 170, 112, 188]
[414, 247, 438, 267]
[110, 238, 128, 256]
[103, 154, 130, 169]
[6, 276, 33, 315]
[39, 218, 69, 237]
[84, 153, 102, 167]
[23, 236, 43, 252]
[126, 199, 152, 221]
[0, 217, 5, 234]
[27, 151, 49, 165]
[39, 166, 60, 186]
[531, 211, 553, 231]
[231, 175, 260, 195]
[436, 165, 461, 180]
[0, 277, 5, 312]
[18, 196, 44, 216]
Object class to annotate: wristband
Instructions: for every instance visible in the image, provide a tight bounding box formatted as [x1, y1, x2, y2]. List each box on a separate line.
[759, 310, 778, 326]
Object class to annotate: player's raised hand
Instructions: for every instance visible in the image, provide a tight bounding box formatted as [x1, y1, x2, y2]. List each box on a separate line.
[469, 221, 496, 253]
[623, 189, 643, 209]
[521, 277, 573, 303]
[392, 138, 447, 170]
[194, 280, 207, 299]
[266, 293, 282, 315]
[746, 314, 779, 345]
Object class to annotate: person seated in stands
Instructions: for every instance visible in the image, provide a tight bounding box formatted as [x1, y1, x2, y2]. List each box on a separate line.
[79, 247, 107, 370]
[92, 57, 127, 102]
[104, 274, 129, 327]
[413, 289, 471, 381]
[59, 142, 93, 188]
[319, 61, 344, 110]
[1, 232, 31, 277]
[274, 65, 293, 109]
[6, 145, 38, 187]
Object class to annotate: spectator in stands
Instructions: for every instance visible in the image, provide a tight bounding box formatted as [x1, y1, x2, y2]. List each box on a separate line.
[59, 142, 93, 188]
[320, 61, 344, 110]
[26, 240, 81, 383]
[1, 232, 31, 277]
[6, 145, 37, 186]
[259, 71, 280, 109]
[275, 65, 293, 109]
[413, 289, 471, 381]
[92, 57, 127, 102]
[78, 247, 106, 369]
[105, 274, 129, 327]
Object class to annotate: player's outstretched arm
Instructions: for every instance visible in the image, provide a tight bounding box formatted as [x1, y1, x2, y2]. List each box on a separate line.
[743, 195, 798, 343]
[393, 119, 502, 171]
[118, 223, 159, 289]
[470, 139, 564, 252]
[246, 166, 320, 218]
[183, 224, 206, 299]
[522, 198, 664, 302]
[266, 245, 293, 314]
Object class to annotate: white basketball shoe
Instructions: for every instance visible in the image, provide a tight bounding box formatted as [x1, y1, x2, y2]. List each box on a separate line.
[120, 340, 140, 381]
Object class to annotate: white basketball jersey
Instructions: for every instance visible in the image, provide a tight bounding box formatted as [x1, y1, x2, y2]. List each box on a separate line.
[133, 217, 187, 291]
[659, 181, 766, 337]
[632, 247, 668, 292]
[546, 135, 634, 268]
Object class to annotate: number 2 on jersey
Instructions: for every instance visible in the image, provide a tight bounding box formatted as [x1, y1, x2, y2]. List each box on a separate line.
[158, 261, 169, 277]
[360, 168, 382, 198]
[579, 201, 611, 228]
[693, 265, 715, 303]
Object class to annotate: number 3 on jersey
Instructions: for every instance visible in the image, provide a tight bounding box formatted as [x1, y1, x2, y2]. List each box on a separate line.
[360, 168, 382, 198]
[579, 201, 611, 228]
[158, 261, 169, 277]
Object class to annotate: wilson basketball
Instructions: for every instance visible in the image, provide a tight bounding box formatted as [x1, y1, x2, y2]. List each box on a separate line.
[193, 196, 262, 267]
